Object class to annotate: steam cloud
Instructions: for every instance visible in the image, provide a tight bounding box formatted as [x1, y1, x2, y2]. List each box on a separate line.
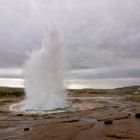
[20, 27, 67, 110]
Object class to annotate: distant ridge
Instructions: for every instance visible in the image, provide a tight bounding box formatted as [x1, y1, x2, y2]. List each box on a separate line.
[68, 85, 140, 96]
[115, 85, 140, 90]
[0, 85, 140, 90]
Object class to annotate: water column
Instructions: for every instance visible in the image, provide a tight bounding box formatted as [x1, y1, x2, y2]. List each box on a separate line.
[21, 27, 67, 111]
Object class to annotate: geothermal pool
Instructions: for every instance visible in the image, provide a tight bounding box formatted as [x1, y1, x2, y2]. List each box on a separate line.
[10, 96, 114, 115]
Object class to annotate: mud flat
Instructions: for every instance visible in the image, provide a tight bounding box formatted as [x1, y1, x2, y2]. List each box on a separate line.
[0, 95, 140, 140]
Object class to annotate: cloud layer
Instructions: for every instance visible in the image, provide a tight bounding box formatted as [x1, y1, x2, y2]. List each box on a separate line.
[0, 0, 140, 80]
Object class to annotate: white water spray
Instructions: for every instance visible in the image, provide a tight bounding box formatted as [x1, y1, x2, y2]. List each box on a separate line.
[20, 27, 67, 111]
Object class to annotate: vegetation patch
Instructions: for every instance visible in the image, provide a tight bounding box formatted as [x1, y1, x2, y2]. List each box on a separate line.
[0, 87, 25, 97]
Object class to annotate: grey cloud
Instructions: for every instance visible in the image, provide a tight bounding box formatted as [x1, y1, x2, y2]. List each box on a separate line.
[0, 68, 22, 78]
[0, 0, 140, 79]
[68, 66, 140, 79]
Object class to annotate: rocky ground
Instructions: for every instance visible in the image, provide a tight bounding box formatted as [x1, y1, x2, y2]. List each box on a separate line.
[0, 95, 140, 140]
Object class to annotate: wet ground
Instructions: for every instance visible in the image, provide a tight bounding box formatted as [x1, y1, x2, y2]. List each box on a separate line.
[0, 95, 140, 140]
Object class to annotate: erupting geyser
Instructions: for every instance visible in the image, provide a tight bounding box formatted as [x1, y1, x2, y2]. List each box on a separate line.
[20, 27, 67, 111]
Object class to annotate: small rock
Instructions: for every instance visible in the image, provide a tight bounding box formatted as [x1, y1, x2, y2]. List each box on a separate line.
[62, 119, 79, 123]
[16, 114, 23, 117]
[104, 120, 113, 125]
[135, 113, 140, 118]
[128, 113, 131, 116]
[60, 116, 79, 123]
[24, 128, 30, 131]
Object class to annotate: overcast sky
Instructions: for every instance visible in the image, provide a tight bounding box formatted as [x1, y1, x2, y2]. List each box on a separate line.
[0, 0, 140, 84]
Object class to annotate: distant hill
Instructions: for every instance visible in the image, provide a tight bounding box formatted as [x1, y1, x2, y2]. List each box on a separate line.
[115, 85, 140, 90]
[68, 85, 140, 96]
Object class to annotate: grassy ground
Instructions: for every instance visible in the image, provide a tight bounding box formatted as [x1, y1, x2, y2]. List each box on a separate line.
[125, 95, 140, 102]
[0, 85, 140, 97]
[0, 87, 25, 97]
